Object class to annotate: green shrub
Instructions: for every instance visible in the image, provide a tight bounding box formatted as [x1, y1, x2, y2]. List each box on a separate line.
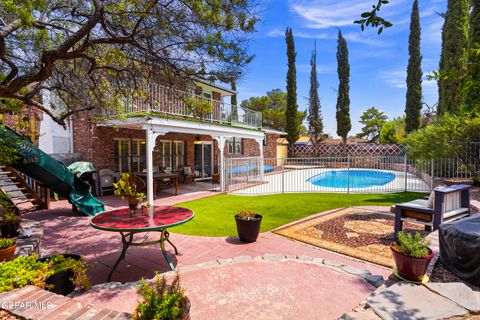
[0, 255, 51, 292]
[395, 231, 430, 258]
[133, 274, 186, 320]
[0, 254, 90, 293]
[0, 238, 15, 250]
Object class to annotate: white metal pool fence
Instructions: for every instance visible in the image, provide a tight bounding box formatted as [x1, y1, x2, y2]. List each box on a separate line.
[224, 156, 477, 195]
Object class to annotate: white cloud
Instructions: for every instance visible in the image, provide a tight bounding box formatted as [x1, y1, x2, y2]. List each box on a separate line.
[266, 28, 330, 39]
[380, 69, 406, 89]
[290, 0, 410, 29]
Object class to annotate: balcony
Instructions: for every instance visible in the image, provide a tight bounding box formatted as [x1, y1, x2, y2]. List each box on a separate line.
[121, 84, 262, 129]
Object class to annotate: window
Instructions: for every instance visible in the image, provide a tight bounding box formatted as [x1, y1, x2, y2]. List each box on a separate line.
[113, 139, 146, 172]
[227, 137, 242, 155]
[157, 140, 185, 170]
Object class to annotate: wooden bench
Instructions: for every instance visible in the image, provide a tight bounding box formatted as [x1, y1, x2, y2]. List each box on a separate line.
[393, 184, 471, 237]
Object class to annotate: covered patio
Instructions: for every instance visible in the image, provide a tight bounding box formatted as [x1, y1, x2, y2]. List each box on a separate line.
[101, 115, 266, 207]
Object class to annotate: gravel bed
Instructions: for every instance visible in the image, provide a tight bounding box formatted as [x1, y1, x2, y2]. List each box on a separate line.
[430, 260, 480, 291]
[0, 310, 21, 320]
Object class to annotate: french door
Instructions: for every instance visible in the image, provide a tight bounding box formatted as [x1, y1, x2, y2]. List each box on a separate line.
[194, 142, 213, 179]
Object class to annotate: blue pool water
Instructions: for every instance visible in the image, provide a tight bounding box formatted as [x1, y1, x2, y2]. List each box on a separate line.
[231, 164, 274, 174]
[307, 170, 395, 188]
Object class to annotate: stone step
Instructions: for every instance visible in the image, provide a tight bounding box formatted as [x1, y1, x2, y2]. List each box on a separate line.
[0, 286, 131, 320]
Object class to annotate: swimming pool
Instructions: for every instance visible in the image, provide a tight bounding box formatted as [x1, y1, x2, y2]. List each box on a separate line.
[231, 164, 274, 174]
[306, 169, 396, 188]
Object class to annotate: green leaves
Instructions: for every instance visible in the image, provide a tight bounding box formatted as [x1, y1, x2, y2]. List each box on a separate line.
[354, 0, 393, 34]
[396, 231, 430, 258]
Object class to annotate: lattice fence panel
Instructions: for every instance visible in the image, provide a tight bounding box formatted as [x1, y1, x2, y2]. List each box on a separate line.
[290, 144, 405, 157]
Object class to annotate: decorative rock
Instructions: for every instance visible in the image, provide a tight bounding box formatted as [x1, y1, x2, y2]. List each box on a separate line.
[341, 265, 371, 277]
[262, 254, 284, 261]
[364, 275, 385, 288]
[217, 258, 232, 265]
[323, 259, 344, 268]
[232, 255, 252, 263]
[340, 309, 381, 320]
[312, 258, 325, 264]
[367, 282, 468, 320]
[198, 260, 220, 268]
[297, 255, 313, 261]
[424, 282, 480, 313]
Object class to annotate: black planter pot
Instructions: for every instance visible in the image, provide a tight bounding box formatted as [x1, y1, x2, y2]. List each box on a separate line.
[235, 214, 262, 243]
[1, 223, 20, 238]
[39, 254, 81, 296]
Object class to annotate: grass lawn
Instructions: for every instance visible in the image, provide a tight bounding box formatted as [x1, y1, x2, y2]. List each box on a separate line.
[171, 192, 425, 237]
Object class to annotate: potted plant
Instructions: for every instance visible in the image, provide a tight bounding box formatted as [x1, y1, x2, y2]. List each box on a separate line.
[0, 254, 90, 295]
[39, 254, 91, 295]
[390, 231, 434, 282]
[0, 195, 20, 238]
[235, 211, 262, 243]
[0, 238, 16, 262]
[113, 173, 146, 214]
[184, 97, 213, 119]
[133, 273, 190, 320]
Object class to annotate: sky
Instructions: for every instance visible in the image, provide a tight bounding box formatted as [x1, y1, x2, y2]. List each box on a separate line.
[235, 0, 447, 137]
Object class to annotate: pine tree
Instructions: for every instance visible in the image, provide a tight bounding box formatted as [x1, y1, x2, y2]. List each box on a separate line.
[285, 28, 300, 146]
[405, 0, 422, 133]
[465, 0, 480, 111]
[308, 41, 323, 145]
[438, 0, 470, 115]
[336, 30, 351, 147]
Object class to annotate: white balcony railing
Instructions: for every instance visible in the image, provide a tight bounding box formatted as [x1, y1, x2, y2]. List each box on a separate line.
[121, 84, 262, 129]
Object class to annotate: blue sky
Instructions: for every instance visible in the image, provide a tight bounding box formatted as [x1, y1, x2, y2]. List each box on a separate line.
[235, 0, 446, 137]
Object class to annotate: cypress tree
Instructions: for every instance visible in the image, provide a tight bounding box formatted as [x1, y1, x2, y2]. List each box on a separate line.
[465, 0, 480, 111]
[336, 30, 351, 147]
[405, 0, 422, 133]
[308, 41, 323, 145]
[285, 28, 300, 146]
[437, 0, 470, 115]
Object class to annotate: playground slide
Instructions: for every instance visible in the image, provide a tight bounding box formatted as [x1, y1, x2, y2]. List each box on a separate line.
[0, 125, 104, 216]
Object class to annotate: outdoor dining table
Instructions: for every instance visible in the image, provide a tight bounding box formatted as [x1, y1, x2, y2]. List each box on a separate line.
[90, 205, 194, 281]
[135, 172, 179, 198]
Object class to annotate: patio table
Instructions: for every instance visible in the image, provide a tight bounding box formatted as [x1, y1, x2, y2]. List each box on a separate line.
[90, 206, 194, 281]
[135, 172, 179, 198]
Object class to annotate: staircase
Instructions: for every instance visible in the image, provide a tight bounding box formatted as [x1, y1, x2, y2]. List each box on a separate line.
[0, 166, 49, 213]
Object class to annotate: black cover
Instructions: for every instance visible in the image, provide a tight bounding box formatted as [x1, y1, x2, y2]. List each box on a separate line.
[439, 215, 480, 286]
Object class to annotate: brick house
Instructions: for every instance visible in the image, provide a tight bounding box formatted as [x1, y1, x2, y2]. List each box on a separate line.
[37, 80, 284, 203]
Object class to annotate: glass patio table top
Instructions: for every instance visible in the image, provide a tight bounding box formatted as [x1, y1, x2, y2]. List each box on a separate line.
[90, 205, 194, 232]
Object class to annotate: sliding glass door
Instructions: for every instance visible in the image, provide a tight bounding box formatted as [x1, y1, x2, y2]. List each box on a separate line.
[194, 142, 213, 179]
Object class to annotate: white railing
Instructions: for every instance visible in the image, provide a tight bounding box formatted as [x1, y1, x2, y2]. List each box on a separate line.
[121, 84, 262, 129]
[224, 156, 477, 195]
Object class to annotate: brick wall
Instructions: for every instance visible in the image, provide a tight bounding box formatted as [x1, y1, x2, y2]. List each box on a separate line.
[2, 108, 43, 146]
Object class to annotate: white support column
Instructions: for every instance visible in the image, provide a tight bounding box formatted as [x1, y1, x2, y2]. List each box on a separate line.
[256, 138, 265, 182]
[146, 129, 162, 208]
[213, 136, 226, 192]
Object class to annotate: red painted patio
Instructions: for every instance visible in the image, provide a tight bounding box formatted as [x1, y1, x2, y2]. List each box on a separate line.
[23, 192, 392, 318]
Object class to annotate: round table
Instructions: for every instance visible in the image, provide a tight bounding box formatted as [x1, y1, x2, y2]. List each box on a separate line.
[90, 206, 194, 281]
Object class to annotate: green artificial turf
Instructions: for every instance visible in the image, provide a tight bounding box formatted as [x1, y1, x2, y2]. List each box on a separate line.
[171, 192, 425, 237]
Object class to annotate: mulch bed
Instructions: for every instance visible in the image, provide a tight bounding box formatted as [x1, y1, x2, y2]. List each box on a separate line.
[0, 310, 20, 320]
[430, 260, 480, 291]
[274, 208, 425, 268]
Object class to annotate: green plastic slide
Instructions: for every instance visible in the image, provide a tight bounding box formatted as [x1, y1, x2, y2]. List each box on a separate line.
[0, 125, 104, 216]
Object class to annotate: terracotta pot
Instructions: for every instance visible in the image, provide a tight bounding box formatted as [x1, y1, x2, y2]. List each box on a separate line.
[0, 242, 16, 262]
[235, 214, 262, 243]
[390, 243, 434, 281]
[128, 197, 140, 211]
[177, 296, 191, 320]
